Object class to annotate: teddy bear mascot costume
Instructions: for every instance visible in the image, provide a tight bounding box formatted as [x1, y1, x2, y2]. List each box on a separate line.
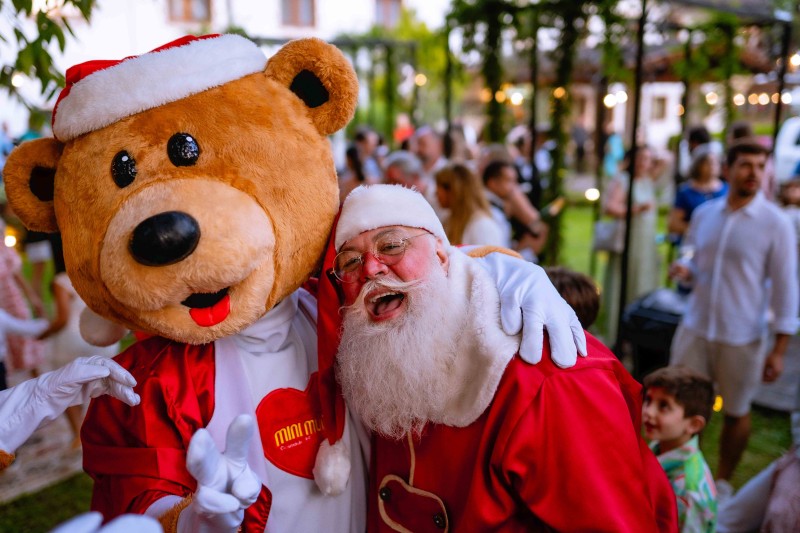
[3, 34, 586, 533]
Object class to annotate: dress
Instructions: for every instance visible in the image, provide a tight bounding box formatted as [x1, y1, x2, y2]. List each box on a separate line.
[49, 273, 119, 368]
[366, 253, 677, 532]
[82, 289, 368, 532]
[460, 210, 508, 247]
[0, 222, 45, 372]
[603, 172, 659, 342]
[651, 436, 716, 533]
[673, 182, 728, 223]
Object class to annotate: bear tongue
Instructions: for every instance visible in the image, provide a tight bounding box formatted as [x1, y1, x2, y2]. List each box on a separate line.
[189, 294, 231, 327]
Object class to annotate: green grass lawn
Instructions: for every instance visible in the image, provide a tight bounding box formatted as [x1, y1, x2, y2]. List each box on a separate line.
[0, 203, 792, 531]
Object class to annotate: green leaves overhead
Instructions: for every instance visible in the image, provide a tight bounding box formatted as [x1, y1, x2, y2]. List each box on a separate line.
[0, 0, 96, 108]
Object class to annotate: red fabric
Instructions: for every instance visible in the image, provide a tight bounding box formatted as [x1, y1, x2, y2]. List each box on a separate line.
[52, 34, 221, 137]
[367, 334, 679, 532]
[82, 336, 271, 530]
[316, 212, 346, 445]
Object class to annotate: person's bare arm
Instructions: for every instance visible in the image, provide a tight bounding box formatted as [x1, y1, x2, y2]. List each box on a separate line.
[505, 185, 545, 236]
[38, 282, 71, 339]
[667, 207, 688, 236]
[603, 179, 627, 219]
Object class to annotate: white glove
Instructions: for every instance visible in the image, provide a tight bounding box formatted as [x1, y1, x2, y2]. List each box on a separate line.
[475, 252, 587, 367]
[0, 356, 139, 453]
[179, 415, 261, 533]
[50, 511, 162, 533]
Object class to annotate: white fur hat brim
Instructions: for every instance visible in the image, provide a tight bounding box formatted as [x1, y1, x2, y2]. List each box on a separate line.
[335, 184, 449, 249]
[53, 34, 267, 142]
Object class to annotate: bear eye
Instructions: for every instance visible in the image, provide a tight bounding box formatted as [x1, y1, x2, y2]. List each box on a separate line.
[168, 133, 200, 167]
[111, 151, 137, 188]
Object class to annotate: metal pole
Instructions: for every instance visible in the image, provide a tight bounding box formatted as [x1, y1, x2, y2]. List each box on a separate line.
[615, 0, 647, 354]
[675, 29, 692, 186]
[444, 18, 453, 132]
[591, 74, 608, 280]
[773, 20, 792, 151]
[528, 10, 542, 209]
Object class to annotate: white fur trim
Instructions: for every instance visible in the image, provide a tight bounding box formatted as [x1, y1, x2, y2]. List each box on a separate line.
[312, 439, 351, 496]
[53, 34, 266, 141]
[79, 307, 128, 347]
[436, 249, 520, 427]
[336, 184, 449, 249]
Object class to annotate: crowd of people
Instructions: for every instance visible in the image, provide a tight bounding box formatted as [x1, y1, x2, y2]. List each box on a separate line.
[1, 104, 799, 531]
[335, 116, 800, 532]
[338, 123, 555, 263]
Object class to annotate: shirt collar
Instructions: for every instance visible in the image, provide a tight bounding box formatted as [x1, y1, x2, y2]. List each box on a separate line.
[725, 190, 764, 217]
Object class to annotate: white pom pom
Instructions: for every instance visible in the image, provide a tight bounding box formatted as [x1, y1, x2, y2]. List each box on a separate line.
[312, 439, 351, 496]
[79, 308, 127, 347]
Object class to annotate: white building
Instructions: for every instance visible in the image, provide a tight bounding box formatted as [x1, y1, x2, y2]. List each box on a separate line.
[0, 0, 450, 136]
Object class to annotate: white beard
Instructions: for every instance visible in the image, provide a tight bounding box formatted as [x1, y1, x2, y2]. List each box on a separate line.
[336, 262, 468, 440]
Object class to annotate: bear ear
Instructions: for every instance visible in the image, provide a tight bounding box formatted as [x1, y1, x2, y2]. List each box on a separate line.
[265, 38, 358, 136]
[4, 138, 63, 232]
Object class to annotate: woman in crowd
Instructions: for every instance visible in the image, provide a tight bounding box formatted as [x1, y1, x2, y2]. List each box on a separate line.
[667, 144, 727, 241]
[602, 146, 661, 343]
[435, 162, 508, 246]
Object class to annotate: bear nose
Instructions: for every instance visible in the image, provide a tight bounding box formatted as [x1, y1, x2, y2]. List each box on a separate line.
[129, 211, 201, 266]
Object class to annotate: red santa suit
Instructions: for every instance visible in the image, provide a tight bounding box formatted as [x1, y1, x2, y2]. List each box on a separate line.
[364, 251, 678, 532]
[82, 289, 368, 532]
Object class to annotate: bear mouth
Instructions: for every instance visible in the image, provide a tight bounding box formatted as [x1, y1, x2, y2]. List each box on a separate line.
[182, 288, 231, 327]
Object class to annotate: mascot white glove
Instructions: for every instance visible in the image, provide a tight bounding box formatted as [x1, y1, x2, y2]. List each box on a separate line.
[179, 414, 261, 533]
[50, 511, 162, 533]
[475, 252, 587, 367]
[0, 356, 139, 453]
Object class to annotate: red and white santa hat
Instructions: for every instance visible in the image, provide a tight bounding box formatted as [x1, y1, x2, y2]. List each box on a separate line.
[52, 34, 267, 142]
[334, 184, 450, 250]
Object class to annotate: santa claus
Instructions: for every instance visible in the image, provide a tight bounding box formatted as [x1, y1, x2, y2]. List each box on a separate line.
[324, 184, 679, 532]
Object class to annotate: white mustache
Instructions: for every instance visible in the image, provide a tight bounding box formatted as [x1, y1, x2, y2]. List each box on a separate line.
[342, 276, 423, 314]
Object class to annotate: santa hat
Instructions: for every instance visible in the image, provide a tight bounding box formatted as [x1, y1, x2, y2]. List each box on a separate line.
[334, 184, 449, 249]
[52, 34, 267, 142]
[312, 184, 448, 496]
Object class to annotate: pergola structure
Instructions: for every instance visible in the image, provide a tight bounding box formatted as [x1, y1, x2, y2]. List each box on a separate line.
[251, 36, 419, 144]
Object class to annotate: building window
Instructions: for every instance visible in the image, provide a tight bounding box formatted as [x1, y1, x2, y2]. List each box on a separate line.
[282, 0, 315, 27]
[651, 96, 667, 121]
[168, 0, 211, 23]
[376, 0, 402, 28]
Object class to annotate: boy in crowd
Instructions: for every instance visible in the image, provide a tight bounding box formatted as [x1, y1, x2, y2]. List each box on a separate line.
[544, 266, 600, 329]
[643, 366, 717, 532]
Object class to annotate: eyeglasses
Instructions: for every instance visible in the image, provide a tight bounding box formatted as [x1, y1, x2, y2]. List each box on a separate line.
[333, 232, 431, 283]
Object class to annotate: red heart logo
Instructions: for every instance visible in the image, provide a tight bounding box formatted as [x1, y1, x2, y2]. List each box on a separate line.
[256, 372, 324, 479]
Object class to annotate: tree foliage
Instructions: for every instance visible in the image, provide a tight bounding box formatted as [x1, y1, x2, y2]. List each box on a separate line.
[0, 0, 96, 106]
[335, 7, 452, 143]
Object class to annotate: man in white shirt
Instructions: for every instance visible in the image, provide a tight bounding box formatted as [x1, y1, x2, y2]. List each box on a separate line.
[669, 138, 799, 496]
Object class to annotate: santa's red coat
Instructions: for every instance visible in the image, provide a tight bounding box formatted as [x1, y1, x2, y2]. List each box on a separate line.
[368, 334, 678, 532]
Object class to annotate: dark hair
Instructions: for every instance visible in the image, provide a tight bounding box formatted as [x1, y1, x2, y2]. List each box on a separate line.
[482, 160, 514, 185]
[345, 145, 366, 183]
[643, 366, 714, 426]
[726, 137, 769, 166]
[354, 126, 374, 143]
[729, 120, 753, 141]
[544, 267, 599, 329]
[687, 125, 711, 146]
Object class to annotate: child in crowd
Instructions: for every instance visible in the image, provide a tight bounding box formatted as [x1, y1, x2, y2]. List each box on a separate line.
[544, 266, 600, 329]
[643, 365, 717, 533]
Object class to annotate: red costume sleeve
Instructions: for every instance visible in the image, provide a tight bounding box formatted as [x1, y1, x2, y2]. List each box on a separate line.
[81, 337, 216, 518]
[496, 335, 678, 532]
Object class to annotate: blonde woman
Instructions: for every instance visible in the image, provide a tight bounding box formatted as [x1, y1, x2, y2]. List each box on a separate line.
[435, 163, 508, 246]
